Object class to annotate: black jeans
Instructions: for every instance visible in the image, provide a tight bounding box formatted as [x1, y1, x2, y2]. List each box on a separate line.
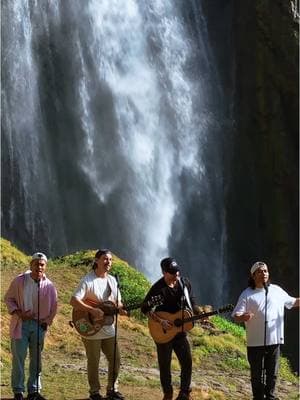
[247, 344, 280, 400]
[156, 333, 192, 394]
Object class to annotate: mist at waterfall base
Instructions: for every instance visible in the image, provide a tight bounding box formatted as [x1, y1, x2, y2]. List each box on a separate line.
[2, 0, 227, 305]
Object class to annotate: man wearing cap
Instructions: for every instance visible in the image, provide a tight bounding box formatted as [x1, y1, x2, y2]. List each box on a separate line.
[70, 249, 126, 400]
[141, 257, 200, 400]
[4, 252, 57, 400]
[232, 261, 300, 400]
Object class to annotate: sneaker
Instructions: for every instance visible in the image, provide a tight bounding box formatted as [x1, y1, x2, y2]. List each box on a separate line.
[175, 390, 192, 400]
[89, 394, 103, 400]
[14, 394, 24, 400]
[27, 393, 47, 400]
[106, 390, 125, 400]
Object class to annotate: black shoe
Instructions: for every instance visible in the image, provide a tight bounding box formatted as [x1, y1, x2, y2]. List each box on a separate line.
[27, 393, 47, 400]
[14, 394, 24, 400]
[162, 390, 173, 400]
[106, 390, 125, 400]
[175, 390, 192, 400]
[89, 394, 103, 400]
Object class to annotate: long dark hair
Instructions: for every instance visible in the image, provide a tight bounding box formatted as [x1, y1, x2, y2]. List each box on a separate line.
[248, 276, 256, 289]
[248, 276, 271, 289]
[92, 249, 112, 270]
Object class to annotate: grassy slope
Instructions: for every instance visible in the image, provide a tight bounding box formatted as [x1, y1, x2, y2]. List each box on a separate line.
[1, 238, 299, 400]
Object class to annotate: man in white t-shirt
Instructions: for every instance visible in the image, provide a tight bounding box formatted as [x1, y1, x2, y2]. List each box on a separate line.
[232, 261, 299, 400]
[70, 249, 126, 400]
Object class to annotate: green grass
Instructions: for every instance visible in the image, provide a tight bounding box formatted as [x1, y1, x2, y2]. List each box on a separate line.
[212, 315, 246, 338]
[280, 356, 299, 383]
[1, 237, 30, 267]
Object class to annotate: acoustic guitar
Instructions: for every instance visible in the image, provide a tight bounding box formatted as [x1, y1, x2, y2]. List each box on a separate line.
[71, 295, 163, 337]
[148, 304, 234, 344]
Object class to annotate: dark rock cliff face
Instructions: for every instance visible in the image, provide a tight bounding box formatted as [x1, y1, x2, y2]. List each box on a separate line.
[230, 0, 298, 295]
[202, 0, 299, 370]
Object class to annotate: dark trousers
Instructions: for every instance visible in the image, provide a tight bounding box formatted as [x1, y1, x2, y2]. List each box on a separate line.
[247, 344, 280, 400]
[156, 333, 192, 394]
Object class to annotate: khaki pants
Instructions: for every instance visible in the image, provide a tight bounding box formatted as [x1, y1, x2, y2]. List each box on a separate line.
[82, 336, 120, 395]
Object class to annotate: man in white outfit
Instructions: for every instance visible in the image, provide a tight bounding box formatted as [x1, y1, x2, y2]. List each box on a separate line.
[232, 261, 299, 400]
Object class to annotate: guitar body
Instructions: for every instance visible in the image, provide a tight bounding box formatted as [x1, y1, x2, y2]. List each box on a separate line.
[72, 308, 114, 337]
[71, 295, 164, 337]
[148, 304, 234, 344]
[148, 309, 194, 344]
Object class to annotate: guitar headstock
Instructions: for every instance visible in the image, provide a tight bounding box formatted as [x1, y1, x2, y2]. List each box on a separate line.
[147, 294, 163, 307]
[218, 304, 234, 313]
[124, 294, 164, 313]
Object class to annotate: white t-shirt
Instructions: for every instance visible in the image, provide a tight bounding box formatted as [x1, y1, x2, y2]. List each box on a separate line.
[73, 271, 121, 340]
[232, 284, 296, 346]
[23, 271, 39, 318]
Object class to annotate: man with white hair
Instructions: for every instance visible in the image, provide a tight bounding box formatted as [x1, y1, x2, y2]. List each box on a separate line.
[232, 261, 300, 400]
[4, 252, 57, 400]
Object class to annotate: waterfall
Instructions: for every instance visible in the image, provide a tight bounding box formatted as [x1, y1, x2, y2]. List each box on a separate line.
[2, 0, 226, 303]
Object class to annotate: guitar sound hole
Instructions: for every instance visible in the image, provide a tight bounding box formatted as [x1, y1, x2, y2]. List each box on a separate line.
[174, 319, 183, 327]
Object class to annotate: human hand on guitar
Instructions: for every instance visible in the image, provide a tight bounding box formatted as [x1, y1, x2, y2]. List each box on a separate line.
[149, 311, 173, 332]
[106, 299, 128, 316]
[89, 307, 104, 321]
[118, 306, 128, 316]
[160, 319, 173, 331]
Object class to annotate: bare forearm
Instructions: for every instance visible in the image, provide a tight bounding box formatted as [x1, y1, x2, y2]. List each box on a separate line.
[234, 312, 254, 323]
[293, 298, 300, 308]
[70, 296, 91, 311]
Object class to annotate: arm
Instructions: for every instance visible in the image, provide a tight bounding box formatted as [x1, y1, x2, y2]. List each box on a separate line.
[70, 296, 104, 320]
[4, 277, 21, 315]
[141, 285, 160, 315]
[115, 296, 127, 315]
[185, 279, 201, 315]
[118, 301, 127, 316]
[4, 276, 35, 320]
[293, 298, 300, 308]
[233, 312, 254, 323]
[146, 310, 173, 330]
[44, 284, 58, 326]
[141, 284, 173, 330]
[111, 279, 126, 314]
[70, 276, 104, 319]
[232, 291, 254, 323]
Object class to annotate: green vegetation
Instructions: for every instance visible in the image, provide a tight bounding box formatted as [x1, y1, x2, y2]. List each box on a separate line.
[212, 315, 246, 338]
[53, 249, 151, 319]
[54, 249, 151, 305]
[280, 356, 299, 383]
[1, 238, 299, 399]
[1, 237, 30, 267]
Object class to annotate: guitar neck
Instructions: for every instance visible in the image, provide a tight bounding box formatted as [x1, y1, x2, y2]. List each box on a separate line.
[125, 302, 141, 312]
[180, 306, 233, 325]
[186, 309, 219, 323]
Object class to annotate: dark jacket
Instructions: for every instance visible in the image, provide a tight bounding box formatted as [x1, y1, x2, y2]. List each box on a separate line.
[141, 276, 198, 315]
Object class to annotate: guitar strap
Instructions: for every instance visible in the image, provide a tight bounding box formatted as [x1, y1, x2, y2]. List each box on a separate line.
[178, 277, 193, 312]
[106, 276, 115, 300]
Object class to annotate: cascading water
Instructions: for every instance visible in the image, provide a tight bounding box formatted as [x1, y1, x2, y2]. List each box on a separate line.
[2, 0, 227, 304]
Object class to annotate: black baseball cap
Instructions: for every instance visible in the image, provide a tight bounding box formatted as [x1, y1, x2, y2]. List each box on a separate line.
[160, 257, 180, 274]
